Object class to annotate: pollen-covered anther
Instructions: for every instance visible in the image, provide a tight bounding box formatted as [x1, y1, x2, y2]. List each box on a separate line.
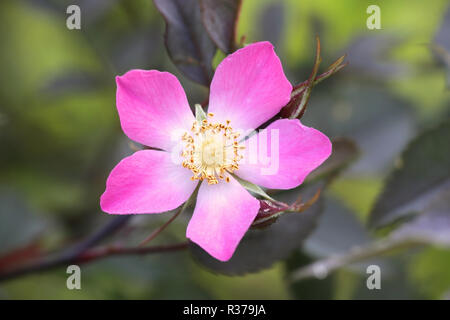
[181, 113, 245, 185]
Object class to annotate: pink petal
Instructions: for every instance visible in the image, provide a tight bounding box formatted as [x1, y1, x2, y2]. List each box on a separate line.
[208, 41, 292, 131]
[236, 119, 332, 189]
[186, 177, 260, 261]
[116, 69, 195, 151]
[100, 150, 197, 214]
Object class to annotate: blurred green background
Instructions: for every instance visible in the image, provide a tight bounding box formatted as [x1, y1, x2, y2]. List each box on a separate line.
[0, 0, 449, 299]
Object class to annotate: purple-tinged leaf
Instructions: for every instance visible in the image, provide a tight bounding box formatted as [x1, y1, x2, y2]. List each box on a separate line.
[369, 119, 450, 228]
[189, 183, 324, 275]
[199, 0, 242, 53]
[391, 187, 450, 246]
[154, 0, 217, 86]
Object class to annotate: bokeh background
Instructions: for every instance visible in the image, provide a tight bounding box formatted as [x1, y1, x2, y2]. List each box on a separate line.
[0, 0, 449, 299]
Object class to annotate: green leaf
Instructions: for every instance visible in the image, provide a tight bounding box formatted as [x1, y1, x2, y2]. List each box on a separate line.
[369, 119, 450, 228]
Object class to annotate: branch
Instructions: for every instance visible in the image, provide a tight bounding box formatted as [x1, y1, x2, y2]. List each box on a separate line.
[0, 180, 201, 283]
[0, 215, 132, 282]
[0, 241, 188, 283]
[66, 216, 132, 257]
[76, 242, 188, 263]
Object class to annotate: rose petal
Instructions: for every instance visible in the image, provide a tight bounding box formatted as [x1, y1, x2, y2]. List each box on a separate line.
[236, 119, 332, 189]
[208, 41, 292, 132]
[100, 150, 197, 214]
[116, 69, 195, 151]
[186, 177, 260, 261]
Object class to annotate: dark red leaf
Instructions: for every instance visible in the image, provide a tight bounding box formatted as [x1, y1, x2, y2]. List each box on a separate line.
[154, 0, 217, 86]
[200, 0, 242, 53]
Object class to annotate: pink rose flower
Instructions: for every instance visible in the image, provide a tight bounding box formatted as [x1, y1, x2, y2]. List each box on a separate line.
[100, 42, 332, 261]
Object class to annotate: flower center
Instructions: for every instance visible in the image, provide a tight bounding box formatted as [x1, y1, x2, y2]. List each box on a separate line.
[181, 113, 244, 184]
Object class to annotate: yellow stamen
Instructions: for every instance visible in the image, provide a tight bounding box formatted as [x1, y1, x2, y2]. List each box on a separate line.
[181, 117, 244, 185]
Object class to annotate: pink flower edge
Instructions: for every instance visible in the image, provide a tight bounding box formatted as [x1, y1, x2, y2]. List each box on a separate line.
[186, 175, 260, 261]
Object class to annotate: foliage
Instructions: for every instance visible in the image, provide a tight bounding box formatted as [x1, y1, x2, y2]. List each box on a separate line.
[0, 0, 449, 299]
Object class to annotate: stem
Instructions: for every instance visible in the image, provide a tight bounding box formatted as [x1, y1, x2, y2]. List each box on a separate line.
[0, 187, 200, 283]
[67, 216, 132, 256]
[77, 242, 189, 263]
[0, 242, 188, 283]
[0, 215, 131, 282]
[139, 184, 199, 247]
[289, 36, 322, 120]
[290, 62, 348, 99]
